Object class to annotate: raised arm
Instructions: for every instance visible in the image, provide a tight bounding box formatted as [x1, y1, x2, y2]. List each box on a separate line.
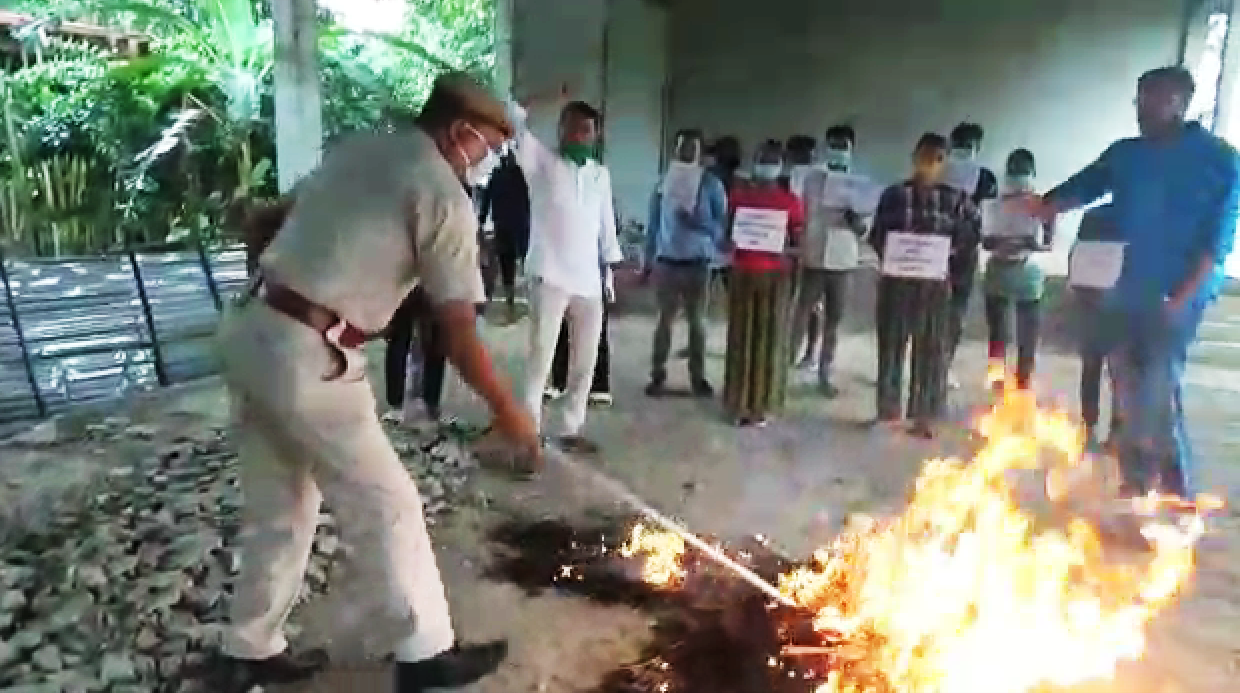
[507, 82, 572, 175]
[1044, 143, 1118, 215]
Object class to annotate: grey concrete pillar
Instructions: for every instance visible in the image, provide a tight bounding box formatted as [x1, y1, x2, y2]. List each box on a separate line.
[494, 0, 514, 95]
[1210, 0, 1239, 137]
[272, 0, 323, 193]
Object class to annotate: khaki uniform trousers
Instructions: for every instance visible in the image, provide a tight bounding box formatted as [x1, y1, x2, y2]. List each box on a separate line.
[215, 300, 454, 663]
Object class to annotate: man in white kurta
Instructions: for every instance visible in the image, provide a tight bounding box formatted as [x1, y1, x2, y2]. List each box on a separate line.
[211, 73, 538, 693]
[508, 95, 623, 452]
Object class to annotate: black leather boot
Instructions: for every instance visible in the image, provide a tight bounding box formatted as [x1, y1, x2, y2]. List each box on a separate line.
[394, 640, 508, 691]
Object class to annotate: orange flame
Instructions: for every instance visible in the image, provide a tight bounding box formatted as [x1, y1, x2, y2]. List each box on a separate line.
[782, 384, 1209, 693]
[622, 379, 1214, 693]
[620, 522, 687, 586]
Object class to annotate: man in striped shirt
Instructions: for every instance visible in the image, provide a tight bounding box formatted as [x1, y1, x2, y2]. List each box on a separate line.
[869, 133, 982, 438]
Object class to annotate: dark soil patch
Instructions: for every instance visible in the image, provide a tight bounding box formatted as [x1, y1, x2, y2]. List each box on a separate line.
[484, 515, 847, 693]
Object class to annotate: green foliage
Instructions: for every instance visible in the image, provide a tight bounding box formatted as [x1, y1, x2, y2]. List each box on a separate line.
[0, 0, 497, 257]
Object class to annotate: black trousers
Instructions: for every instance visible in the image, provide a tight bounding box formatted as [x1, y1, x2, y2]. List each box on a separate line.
[984, 295, 1040, 389]
[497, 251, 520, 300]
[875, 277, 951, 422]
[385, 293, 447, 411]
[551, 303, 610, 393]
[946, 276, 973, 367]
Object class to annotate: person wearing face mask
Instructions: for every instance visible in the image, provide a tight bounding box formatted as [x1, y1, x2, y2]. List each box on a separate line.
[870, 133, 982, 439]
[980, 149, 1053, 392]
[944, 122, 1000, 389]
[791, 125, 868, 396]
[1028, 66, 1240, 497]
[723, 139, 806, 426]
[505, 85, 624, 455]
[644, 128, 729, 397]
[210, 72, 537, 692]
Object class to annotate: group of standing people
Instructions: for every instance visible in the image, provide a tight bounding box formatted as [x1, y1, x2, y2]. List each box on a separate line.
[646, 64, 1240, 495]
[643, 119, 1038, 437]
[211, 60, 1238, 692]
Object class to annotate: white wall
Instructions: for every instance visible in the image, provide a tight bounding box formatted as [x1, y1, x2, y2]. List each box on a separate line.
[509, 0, 668, 228]
[668, 0, 1187, 272]
[510, 0, 608, 144]
[603, 0, 670, 226]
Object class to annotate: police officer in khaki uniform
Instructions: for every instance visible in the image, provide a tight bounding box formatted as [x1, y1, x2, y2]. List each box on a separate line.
[210, 72, 539, 692]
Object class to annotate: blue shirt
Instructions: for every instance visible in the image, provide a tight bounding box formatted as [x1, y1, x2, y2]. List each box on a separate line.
[1049, 122, 1240, 312]
[645, 169, 728, 265]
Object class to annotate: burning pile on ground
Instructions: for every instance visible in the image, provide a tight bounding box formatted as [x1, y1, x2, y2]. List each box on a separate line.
[490, 387, 1219, 693]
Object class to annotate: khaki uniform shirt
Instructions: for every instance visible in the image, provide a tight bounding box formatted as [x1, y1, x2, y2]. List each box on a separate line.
[260, 129, 485, 334]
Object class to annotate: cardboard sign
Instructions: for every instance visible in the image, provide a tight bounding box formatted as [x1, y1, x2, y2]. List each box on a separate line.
[662, 161, 703, 212]
[1069, 241, 1126, 289]
[984, 197, 1042, 239]
[943, 159, 981, 195]
[881, 232, 951, 280]
[733, 207, 788, 253]
[821, 172, 882, 214]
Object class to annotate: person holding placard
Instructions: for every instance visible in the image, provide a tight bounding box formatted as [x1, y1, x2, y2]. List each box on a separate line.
[869, 133, 983, 439]
[944, 123, 999, 388]
[723, 139, 806, 426]
[792, 125, 871, 396]
[1072, 204, 1124, 452]
[1029, 66, 1240, 497]
[981, 149, 1052, 391]
[645, 128, 728, 397]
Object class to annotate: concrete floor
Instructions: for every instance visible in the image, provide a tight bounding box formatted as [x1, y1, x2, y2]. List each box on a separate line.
[299, 314, 1240, 692]
[3, 315, 1239, 692]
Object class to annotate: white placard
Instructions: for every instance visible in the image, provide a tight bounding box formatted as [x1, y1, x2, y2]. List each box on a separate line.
[662, 161, 703, 212]
[821, 172, 882, 214]
[1069, 241, 1126, 289]
[943, 159, 981, 195]
[881, 232, 951, 280]
[983, 197, 1042, 239]
[733, 207, 788, 253]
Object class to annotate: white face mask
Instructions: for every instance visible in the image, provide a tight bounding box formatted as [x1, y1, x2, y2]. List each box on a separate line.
[752, 163, 783, 181]
[824, 148, 852, 171]
[1005, 174, 1035, 191]
[457, 124, 499, 186]
[701, 154, 717, 168]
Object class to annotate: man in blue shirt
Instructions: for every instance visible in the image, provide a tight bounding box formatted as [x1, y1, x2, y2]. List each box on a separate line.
[1035, 66, 1240, 496]
[644, 128, 729, 397]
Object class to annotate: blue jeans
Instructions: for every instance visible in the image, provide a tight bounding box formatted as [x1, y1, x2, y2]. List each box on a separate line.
[1108, 303, 1204, 496]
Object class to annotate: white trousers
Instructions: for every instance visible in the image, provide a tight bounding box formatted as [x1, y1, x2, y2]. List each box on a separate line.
[523, 279, 604, 436]
[216, 301, 454, 663]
